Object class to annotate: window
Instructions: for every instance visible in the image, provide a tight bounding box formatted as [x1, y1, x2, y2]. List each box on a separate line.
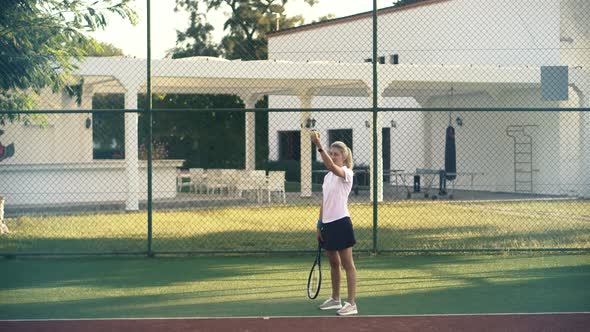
[92, 94, 125, 160]
[328, 129, 353, 152]
[278, 131, 301, 161]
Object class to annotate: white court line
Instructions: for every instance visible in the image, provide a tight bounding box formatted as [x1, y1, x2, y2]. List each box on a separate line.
[380, 197, 580, 205]
[2, 311, 589, 322]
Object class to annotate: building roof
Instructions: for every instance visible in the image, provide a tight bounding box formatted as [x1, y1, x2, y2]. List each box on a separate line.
[75, 56, 543, 103]
[268, 0, 450, 38]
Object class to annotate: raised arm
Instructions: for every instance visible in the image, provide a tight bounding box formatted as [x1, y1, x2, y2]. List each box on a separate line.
[310, 131, 346, 178]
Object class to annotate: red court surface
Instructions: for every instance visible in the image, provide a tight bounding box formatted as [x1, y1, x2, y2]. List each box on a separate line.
[1, 313, 588, 332]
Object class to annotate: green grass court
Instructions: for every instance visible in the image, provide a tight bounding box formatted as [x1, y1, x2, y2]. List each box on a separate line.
[1, 199, 589, 253]
[1, 253, 589, 319]
[1, 198, 588, 320]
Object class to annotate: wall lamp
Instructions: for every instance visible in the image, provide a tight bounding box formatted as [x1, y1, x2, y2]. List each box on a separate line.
[303, 118, 317, 128]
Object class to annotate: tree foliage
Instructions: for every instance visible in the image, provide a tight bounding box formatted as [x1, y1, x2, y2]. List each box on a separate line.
[155, 1, 318, 168]
[0, 0, 136, 120]
[130, 1, 316, 168]
[81, 41, 125, 57]
[174, 0, 317, 60]
[168, 9, 220, 58]
[313, 13, 336, 23]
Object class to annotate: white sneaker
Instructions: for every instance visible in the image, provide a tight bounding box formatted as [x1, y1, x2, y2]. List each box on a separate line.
[337, 302, 358, 316]
[318, 297, 342, 310]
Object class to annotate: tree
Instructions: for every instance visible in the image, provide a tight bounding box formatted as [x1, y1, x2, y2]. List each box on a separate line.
[81, 41, 125, 57]
[175, 0, 318, 60]
[138, 94, 250, 167]
[0, 0, 136, 121]
[313, 13, 336, 23]
[150, 1, 318, 168]
[167, 9, 220, 58]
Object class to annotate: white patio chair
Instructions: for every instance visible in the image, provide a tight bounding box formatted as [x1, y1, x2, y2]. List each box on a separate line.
[236, 170, 266, 203]
[189, 168, 206, 193]
[205, 169, 230, 195]
[220, 169, 241, 196]
[266, 171, 286, 204]
[176, 169, 192, 193]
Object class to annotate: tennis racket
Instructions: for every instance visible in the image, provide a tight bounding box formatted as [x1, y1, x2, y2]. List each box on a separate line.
[307, 241, 322, 299]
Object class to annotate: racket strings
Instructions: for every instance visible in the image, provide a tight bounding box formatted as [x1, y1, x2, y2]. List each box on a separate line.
[307, 243, 323, 299]
[310, 269, 320, 291]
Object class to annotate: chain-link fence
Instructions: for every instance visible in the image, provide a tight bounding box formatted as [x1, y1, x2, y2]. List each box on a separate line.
[1, 108, 588, 254]
[1, 0, 589, 255]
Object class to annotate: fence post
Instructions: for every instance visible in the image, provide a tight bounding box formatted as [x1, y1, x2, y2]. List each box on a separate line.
[372, 0, 378, 254]
[146, 0, 154, 257]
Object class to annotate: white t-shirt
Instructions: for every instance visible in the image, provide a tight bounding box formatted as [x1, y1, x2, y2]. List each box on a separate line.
[321, 166, 354, 223]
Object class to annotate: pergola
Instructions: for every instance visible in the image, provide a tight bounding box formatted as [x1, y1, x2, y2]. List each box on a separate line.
[74, 57, 590, 209]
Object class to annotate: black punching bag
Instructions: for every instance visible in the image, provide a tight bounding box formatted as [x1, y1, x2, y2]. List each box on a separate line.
[445, 126, 456, 181]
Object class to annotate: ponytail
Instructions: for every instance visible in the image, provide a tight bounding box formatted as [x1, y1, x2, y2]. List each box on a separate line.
[346, 146, 353, 170]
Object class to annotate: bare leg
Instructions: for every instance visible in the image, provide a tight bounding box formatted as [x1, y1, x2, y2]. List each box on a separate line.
[338, 247, 357, 305]
[326, 250, 341, 300]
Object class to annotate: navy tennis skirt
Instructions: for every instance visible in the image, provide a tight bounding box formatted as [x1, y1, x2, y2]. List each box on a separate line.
[320, 216, 356, 251]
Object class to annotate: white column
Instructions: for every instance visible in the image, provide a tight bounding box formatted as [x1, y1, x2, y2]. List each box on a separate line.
[580, 95, 590, 198]
[299, 94, 313, 197]
[242, 95, 258, 171]
[125, 88, 139, 211]
[369, 95, 384, 202]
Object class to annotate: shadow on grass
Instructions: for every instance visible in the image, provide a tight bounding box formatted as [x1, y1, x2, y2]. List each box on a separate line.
[0, 255, 589, 319]
[1, 223, 588, 255]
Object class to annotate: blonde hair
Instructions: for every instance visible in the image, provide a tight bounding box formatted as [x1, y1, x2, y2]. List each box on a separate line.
[330, 141, 353, 169]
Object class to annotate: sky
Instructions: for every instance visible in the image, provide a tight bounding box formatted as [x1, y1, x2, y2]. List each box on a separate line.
[90, 0, 394, 59]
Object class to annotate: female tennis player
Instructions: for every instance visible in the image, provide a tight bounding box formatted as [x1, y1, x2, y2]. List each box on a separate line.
[311, 131, 358, 316]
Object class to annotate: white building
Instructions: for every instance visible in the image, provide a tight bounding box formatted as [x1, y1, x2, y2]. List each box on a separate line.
[0, 0, 588, 210]
[267, 0, 590, 198]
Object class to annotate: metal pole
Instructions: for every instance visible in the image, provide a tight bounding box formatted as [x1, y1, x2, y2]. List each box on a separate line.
[372, 0, 378, 254]
[146, 0, 154, 257]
